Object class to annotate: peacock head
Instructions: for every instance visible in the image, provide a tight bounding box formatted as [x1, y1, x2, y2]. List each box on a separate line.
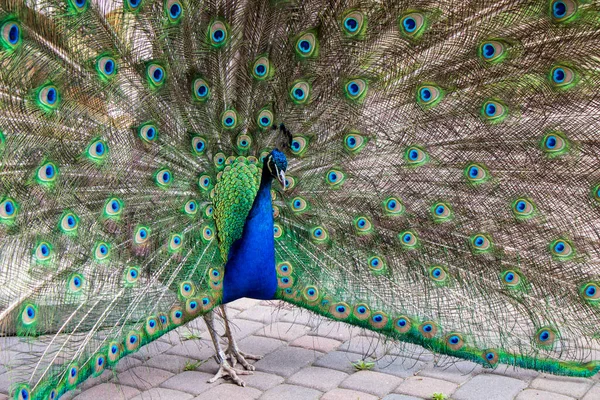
[265, 149, 288, 188]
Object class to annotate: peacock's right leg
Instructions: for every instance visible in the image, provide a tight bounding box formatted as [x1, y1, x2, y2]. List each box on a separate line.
[221, 305, 263, 369]
[203, 310, 252, 386]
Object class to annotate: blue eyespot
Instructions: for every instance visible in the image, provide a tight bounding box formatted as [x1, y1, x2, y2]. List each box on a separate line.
[45, 164, 55, 178]
[505, 272, 515, 282]
[129, 0, 141, 7]
[197, 85, 207, 97]
[553, 1, 566, 18]
[307, 288, 316, 296]
[586, 285, 597, 297]
[146, 127, 156, 139]
[169, 3, 181, 18]
[255, 64, 266, 76]
[162, 171, 171, 182]
[403, 17, 416, 32]
[485, 103, 496, 117]
[175, 311, 182, 318]
[129, 335, 136, 344]
[397, 318, 407, 327]
[40, 244, 49, 256]
[4, 200, 14, 215]
[73, 277, 81, 287]
[371, 258, 379, 267]
[449, 335, 460, 344]
[153, 68, 163, 82]
[336, 305, 346, 313]
[212, 29, 225, 42]
[190, 301, 197, 309]
[357, 306, 367, 314]
[26, 306, 35, 318]
[373, 314, 383, 322]
[403, 233, 412, 243]
[344, 17, 358, 32]
[539, 330, 550, 341]
[293, 88, 305, 100]
[111, 200, 119, 211]
[482, 43, 495, 58]
[328, 172, 338, 182]
[298, 39, 311, 53]
[357, 218, 366, 227]
[432, 268, 442, 278]
[99, 244, 107, 255]
[423, 324, 432, 332]
[409, 149, 419, 161]
[224, 117, 234, 126]
[435, 205, 445, 215]
[553, 68, 565, 83]
[545, 135, 557, 149]
[7, 24, 19, 45]
[516, 201, 527, 212]
[174, 236, 181, 245]
[474, 236, 484, 247]
[486, 352, 495, 360]
[70, 367, 77, 377]
[554, 241, 565, 253]
[130, 269, 137, 278]
[469, 166, 479, 179]
[419, 87, 431, 101]
[111, 345, 118, 354]
[348, 82, 360, 95]
[97, 357, 104, 366]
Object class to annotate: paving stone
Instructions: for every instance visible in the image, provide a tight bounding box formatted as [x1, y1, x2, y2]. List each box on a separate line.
[375, 355, 426, 378]
[338, 335, 391, 358]
[256, 322, 311, 342]
[515, 389, 575, 400]
[160, 371, 218, 395]
[115, 356, 144, 373]
[452, 374, 528, 400]
[388, 343, 435, 363]
[278, 309, 321, 327]
[131, 341, 173, 361]
[237, 335, 286, 357]
[60, 390, 80, 400]
[309, 320, 362, 342]
[530, 375, 592, 398]
[73, 383, 140, 400]
[79, 369, 114, 390]
[228, 298, 261, 310]
[488, 365, 540, 382]
[259, 384, 322, 400]
[115, 366, 174, 391]
[290, 335, 342, 353]
[236, 305, 290, 324]
[192, 384, 262, 400]
[241, 371, 285, 391]
[253, 346, 320, 377]
[0, 394, 7, 400]
[382, 395, 422, 400]
[144, 354, 194, 374]
[131, 388, 193, 400]
[165, 339, 215, 360]
[582, 384, 600, 400]
[322, 388, 379, 400]
[395, 376, 458, 398]
[418, 360, 482, 384]
[340, 370, 403, 397]
[287, 366, 349, 392]
[312, 351, 365, 374]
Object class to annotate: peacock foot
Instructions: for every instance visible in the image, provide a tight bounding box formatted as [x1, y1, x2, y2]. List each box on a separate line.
[225, 344, 263, 370]
[208, 357, 253, 386]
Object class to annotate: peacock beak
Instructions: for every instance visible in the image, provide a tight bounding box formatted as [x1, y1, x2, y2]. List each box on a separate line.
[277, 170, 286, 189]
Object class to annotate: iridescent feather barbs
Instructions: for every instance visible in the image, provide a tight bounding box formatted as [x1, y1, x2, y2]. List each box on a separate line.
[1, 0, 600, 398]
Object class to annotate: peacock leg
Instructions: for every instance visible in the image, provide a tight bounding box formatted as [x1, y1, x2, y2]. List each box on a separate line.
[221, 305, 263, 369]
[203, 310, 252, 386]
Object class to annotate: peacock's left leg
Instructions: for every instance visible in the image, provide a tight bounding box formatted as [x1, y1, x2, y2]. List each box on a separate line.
[221, 305, 263, 369]
[203, 310, 252, 386]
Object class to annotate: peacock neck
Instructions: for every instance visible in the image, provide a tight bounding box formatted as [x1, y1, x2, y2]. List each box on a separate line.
[221, 163, 278, 303]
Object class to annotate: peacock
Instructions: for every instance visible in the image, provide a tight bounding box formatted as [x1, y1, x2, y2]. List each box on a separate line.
[1, 0, 600, 397]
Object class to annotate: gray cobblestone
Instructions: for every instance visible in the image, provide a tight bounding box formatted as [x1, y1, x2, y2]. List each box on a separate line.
[159, 371, 218, 395]
[143, 354, 193, 374]
[287, 366, 349, 392]
[452, 374, 528, 400]
[382, 395, 422, 400]
[237, 335, 286, 357]
[418, 360, 482, 384]
[256, 321, 311, 342]
[114, 366, 174, 391]
[394, 376, 457, 398]
[259, 384, 322, 400]
[322, 388, 379, 400]
[375, 355, 426, 378]
[240, 371, 285, 391]
[338, 335, 390, 358]
[236, 305, 290, 324]
[73, 383, 140, 400]
[131, 388, 193, 400]
[515, 389, 575, 400]
[312, 351, 364, 374]
[290, 335, 342, 353]
[530, 375, 592, 398]
[192, 384, 262, 400]
[340, 370, 403, 397]
[253, 346, 320, 377]
[582, 384, 600, 400]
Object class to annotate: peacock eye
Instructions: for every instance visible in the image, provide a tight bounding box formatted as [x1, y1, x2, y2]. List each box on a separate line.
[400, 12, 426, 38]
[165, 0, 183, 22]
[68, 273, 84, 292]
[124, 266, 140, 285]
[191, 136, 206, 155]
[368, 256, 386, 273]
[325, 169, 346, 187]
[69, 0, 88, 12]
[209, 20, 229, 47]
[257, 108, 273, 129]
[481, 100, 507, 122]
[353, 215, 373, 234]
[36, 161, 58, 185]
[290, 196, 308, 212]
[37, 85, 60, 111]
[550, 239, 574, 260]
[184, 199, 197, 215]
[399, 230, 418, 249]
[290, 136, 308, 156]
[501, 270, 522, 287]
[96, 56, 117, 79]
[86, 138, 108, 161]
[126, 0, 142, 11]
[431, 202, 452, 222]
[221, 109, 238, 129]
[512, 198, 536, 219]
[60, 211, 79, 233]
[94, 242, 110, 260]
[169, 233, 183, 251]
[535, 327, 557, 347]
[311, 226, 328, 242]
[138, 123, 158, 143]
[429, 265, 448, 283]
[416, 84, 443, 107]
[343, 132, 366, 154]
[192, 78, 210, 101]
[202, 225, 215, 241]
[465, 162, 489, 184]
[34, 242, 53, 262]
[405, 146, 428, 166]
[295, 32, 318, 58]
[104, 197, 123, 217]
[0, 197, 17, 222]
[154, 168, 173, 187]
[549, 64, 576, 89]
[198, 174, 212, 190]
[341, 10, 366, 37]
[134, 226, 150, 245]
[252, 56, 272, 80]
[550, 0, 578, 23]
[237, 134, 252, 151]
[344, 79, 368, 102]
[470, 234, 492, 253]
[289, 80, 311, 104]
[1, 21, 21, 50]
[146, 63, 165, 87]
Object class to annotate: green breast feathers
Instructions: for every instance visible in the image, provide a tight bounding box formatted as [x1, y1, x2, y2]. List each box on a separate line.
[213, 156, 261, 261]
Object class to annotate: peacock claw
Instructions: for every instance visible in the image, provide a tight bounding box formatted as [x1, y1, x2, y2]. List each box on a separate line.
[225, 345, 263, 370]
[208, 358, 252, 386]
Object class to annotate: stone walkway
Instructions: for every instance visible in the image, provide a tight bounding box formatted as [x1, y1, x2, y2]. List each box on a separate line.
[3, 298, 600, 400]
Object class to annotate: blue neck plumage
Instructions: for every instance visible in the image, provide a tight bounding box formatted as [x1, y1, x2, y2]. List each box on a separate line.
[221, 164, 278, 303]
